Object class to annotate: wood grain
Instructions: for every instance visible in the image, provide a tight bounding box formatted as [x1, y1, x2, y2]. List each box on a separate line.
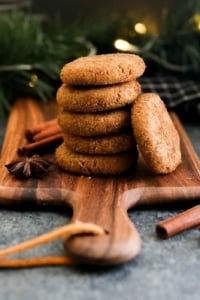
[0, 98, 199, 265]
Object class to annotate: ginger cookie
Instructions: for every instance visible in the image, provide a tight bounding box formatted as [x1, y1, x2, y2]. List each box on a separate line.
[131, 93, 182, 174]
[60, 53, 146, 86]
[55, 143, 138, 175]
[63, 132, 136, 155]
[56, 80, 141, 113]
[58, 107, 131, 137]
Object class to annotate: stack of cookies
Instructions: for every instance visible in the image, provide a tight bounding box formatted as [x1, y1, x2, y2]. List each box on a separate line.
[55, 53, 146, 175]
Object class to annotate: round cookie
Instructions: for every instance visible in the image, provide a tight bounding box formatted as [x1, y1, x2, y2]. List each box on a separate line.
[58, 107, 131, 137]
[56, 80, 141, 113]
[55, 143, 138, 175]
[131, 93, 182, 174]
[63, 132, 136, 155]
[60, 53, 146, 86]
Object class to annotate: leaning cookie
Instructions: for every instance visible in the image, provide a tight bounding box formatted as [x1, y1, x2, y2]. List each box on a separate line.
[58, 107, 131, 137]
[63, 132, 136, 155]
[60, 53, 146, 86]
[55, 143, 138, 175]
[56, 80, 141, 113]
[131, 93, 182, 174]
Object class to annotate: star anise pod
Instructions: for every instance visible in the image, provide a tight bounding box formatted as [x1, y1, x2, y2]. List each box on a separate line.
[5, 155, 53, 179]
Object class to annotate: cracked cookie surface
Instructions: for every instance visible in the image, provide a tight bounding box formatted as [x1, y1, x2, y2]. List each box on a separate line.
[60, 53, 146, 86]
[56, 80, 141, 113]
[131, 93, 182, 174]
[55, 143, 138, 175]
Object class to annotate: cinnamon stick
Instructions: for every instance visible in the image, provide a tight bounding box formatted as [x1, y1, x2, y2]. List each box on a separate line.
[18, 133, 63, 156]
[25, 119, 58, 142]
[156, 205, 200, 239]
[33, 125, 62, 142]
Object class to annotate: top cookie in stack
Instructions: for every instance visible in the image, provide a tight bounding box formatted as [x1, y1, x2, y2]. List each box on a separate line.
[60, 53, 145, 86]
[55, 53, 146, 176]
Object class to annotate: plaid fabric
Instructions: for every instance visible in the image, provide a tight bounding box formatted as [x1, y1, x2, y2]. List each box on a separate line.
[139, 74, 200, 122]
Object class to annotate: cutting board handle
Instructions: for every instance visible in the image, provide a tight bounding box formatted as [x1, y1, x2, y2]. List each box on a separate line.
[63, 190, 142, 265]
[0, 185, 141, 265]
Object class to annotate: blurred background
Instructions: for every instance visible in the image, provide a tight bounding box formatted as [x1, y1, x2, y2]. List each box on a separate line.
[31, 0, 182, 32]
[0, 0, 199, 122]
[0, 0, 184, 33]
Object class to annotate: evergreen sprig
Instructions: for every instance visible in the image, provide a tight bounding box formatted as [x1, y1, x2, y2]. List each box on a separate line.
[0, 11, 93, 116]
[148, 0, 200, 73]
[0, 0, 200, 117]
[81, 0, 200, 74]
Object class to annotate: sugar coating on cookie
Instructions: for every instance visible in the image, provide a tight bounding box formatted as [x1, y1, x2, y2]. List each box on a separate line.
[60, 53, 146, 85]
[58, 107, 131, 137]
[131, 93, 182, 174]
[55, 143, 138, 175]
[56, 80, 141, 113]
[63, 131, 136, 155]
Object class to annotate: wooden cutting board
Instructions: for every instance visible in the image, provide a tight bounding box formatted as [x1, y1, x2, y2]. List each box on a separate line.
[0, 98, 199, 265]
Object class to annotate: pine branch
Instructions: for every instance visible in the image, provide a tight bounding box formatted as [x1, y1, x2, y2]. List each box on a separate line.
[0, 11, 92, 117]
[0, 1, 200, 117]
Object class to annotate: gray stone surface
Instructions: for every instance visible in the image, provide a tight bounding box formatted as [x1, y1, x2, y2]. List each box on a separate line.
[0, 119, 199, 300]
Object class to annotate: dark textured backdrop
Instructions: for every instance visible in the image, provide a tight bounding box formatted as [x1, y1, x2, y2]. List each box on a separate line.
[32, 0, 182, 32]
[31, 0, 200, 123]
